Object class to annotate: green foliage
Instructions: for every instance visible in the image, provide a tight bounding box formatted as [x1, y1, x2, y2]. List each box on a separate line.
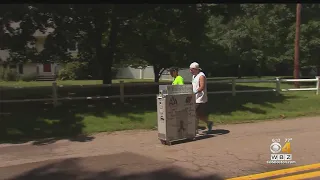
[19, 73, 37, 82]
[0, 67, 5, 80]
[0, 67, 18, 81]
[2, 4, 320, 81]
[58, 62, 89, 80]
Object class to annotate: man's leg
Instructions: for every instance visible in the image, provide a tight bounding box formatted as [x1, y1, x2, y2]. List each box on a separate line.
[197, 103, 213, 132]
[195, 104, 200, 134]
[200, 115, 213, 132]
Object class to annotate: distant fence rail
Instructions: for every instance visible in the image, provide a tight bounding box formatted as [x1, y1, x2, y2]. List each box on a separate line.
[0, 77, 319, 106]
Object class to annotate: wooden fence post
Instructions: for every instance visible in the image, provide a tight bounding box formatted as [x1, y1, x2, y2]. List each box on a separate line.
[52, 81, 58, 107]
[120, 80, 124, 103]
[275, 77, 281, 96]
[231, 78, 236, 96]
[316, 76, 320, 95]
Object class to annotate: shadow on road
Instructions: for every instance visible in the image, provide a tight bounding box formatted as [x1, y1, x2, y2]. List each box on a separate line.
[31, 135, 95, 146]
[9, 168, 225, 180]
[2, 152, 226, 180]
[166, 129, 230, 146]
[206, 129, 230, 135]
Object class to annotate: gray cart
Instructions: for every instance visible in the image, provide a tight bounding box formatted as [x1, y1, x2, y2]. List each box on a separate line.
[157, 85, 197, 145]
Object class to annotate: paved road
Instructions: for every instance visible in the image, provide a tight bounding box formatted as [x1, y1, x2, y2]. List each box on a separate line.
[0, 116, 320, 180]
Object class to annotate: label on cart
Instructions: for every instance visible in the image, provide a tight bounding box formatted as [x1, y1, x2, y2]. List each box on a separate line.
[176, 108, 188, 139]
[169, 96, 178, 106]
[159, 85, 193, 95]
[185, 96, 192, 104]
[165, 94, 196, 141]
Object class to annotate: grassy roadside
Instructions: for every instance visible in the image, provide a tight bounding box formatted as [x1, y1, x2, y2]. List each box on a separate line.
[82, 90, 320, 132]
[0, 79, 320, 143]
[0, 79, 169, 87]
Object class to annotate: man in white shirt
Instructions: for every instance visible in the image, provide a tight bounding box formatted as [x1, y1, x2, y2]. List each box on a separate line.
[189, 62, 213, 133]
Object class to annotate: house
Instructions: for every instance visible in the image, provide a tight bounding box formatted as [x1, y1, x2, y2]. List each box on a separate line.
[116, 66, 193, 82]
[0, 22, 78, 80]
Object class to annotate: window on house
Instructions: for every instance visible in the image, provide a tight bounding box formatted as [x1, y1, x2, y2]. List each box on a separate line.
[18, 64, 23, 74]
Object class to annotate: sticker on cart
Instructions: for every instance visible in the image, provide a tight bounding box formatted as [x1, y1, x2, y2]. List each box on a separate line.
[169, 96, 178, 106]
[185, 96, 192, 103]
[178, 120, 185, 134]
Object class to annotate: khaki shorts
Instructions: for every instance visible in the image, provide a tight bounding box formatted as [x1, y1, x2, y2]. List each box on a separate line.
[195, 103, 209, 117]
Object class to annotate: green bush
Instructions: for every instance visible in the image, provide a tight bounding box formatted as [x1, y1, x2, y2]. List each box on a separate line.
[0, 66, 5, 80]
[58, 62, 89, 80]
[0, 66, 18, 81]
[19, 73, 38, 82]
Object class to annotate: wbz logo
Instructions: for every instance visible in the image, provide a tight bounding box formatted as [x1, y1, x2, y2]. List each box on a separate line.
[271, 154, 292, 160]
[267, 138, 296, 164]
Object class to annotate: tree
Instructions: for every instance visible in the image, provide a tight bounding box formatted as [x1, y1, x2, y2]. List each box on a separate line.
[122, 4, 213, 82]
[3, 4, 320, 80]
[0, 5, 48, 63]
[286, 4, 320, 75]
[216, 4, 295, 77]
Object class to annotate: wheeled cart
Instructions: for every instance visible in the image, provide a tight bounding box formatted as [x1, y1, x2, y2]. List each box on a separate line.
[157, 85, 197, 145]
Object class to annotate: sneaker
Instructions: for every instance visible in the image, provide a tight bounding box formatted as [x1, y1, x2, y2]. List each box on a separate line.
[207, 122, 213, 133]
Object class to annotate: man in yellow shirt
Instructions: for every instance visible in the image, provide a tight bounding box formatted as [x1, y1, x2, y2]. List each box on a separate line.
[168, 67, 184, 85]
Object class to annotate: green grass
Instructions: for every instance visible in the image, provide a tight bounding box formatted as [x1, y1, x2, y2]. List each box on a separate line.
[0, 78, 169, 87]
[0, 78, 320, 143]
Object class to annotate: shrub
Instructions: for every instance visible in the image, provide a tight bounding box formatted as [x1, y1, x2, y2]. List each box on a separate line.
[58, 62, 89, 80]
[0, 66, 18, 81]
[0, 66, 5, 80]
[19, 72, 38, 82]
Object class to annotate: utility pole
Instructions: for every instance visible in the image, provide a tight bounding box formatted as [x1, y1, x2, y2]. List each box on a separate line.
[294, 3, 302, 88]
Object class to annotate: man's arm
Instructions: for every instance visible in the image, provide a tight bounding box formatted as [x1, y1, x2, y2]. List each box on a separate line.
[197, 75, 206, 92]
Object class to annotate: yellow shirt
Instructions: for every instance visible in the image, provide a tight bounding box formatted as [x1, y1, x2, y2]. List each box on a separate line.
[172, 75, 184, 85]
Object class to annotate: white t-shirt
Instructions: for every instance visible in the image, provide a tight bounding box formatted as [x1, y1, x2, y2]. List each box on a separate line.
[192, 72, 208, 103]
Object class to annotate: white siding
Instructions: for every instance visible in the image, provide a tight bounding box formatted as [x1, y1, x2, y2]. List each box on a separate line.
[117, 67, 141, 79]
[22, 63, 37, 75]
[35, 37, 45, 52]
[0, 50, 9, 61]
[116, 66, 193, 82]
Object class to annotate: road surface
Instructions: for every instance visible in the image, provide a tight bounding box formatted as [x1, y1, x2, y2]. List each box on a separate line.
[0, 116, 320, 180]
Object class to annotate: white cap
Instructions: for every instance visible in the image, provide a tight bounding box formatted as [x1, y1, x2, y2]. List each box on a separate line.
[189, 62, 202, 70]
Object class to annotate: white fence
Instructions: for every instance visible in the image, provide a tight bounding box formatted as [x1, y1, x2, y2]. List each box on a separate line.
[1, 77, 320, 106]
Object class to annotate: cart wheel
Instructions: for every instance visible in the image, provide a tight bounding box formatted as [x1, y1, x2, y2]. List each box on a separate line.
[160, 140, 167, 145]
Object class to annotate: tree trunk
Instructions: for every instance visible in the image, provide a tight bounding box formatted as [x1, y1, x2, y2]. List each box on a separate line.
[153, 66, 166, 83]
[237, 64, 242, 79]
[100, 6, 120, 84]
[153, 66, 161, 83]
[257, 67, 262, 78]
[257, 60, 266, 78]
